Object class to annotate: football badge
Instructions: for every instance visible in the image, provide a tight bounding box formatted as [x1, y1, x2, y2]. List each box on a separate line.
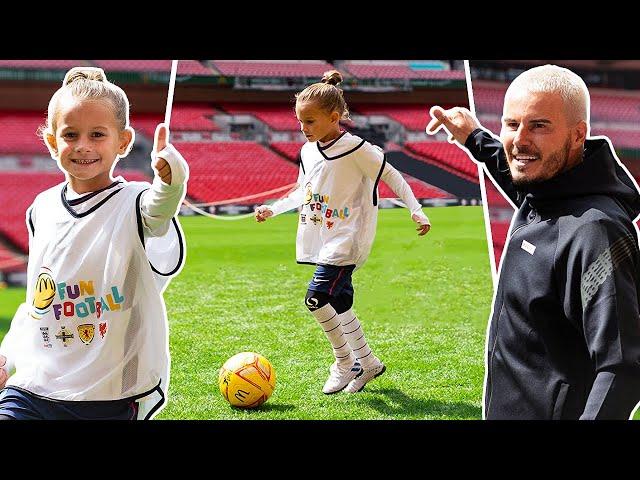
[55, 326, 74, 347]
[77, 324, 95, 345]
[31, 267, 56, 319]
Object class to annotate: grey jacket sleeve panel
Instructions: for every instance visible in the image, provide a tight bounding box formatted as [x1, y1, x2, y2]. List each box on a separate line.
[464, 128, 520, 208]
[562, 218, 640, 419]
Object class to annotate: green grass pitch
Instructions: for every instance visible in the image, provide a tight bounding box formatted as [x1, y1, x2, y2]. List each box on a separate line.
[1, 206, 496, 419]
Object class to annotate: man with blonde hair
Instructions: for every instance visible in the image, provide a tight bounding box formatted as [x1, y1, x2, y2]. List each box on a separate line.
[428, 64, 640, 420]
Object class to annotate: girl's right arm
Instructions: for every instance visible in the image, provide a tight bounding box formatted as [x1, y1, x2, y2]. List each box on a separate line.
[0, 304, 28, 384]
[255, 165, 304, 222]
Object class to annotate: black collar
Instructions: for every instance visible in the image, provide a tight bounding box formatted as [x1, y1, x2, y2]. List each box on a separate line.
[317, 131, 347, 151]
[61, 180, 124, 218]
[316, 132, 366, 161]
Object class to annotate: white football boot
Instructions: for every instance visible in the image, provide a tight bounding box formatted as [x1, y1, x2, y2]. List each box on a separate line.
[322, 360, 362, 394]
[344, 358, 386, 393]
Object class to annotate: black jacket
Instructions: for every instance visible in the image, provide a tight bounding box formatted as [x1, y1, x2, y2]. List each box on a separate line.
[466, 129, 640, 419]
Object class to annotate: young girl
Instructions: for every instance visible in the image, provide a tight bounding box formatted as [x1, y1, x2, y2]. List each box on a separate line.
[256, 70, 430, 394]
[0, 67, 188, 419]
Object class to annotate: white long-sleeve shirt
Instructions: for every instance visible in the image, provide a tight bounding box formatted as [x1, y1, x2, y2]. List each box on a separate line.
[268, 132, 429, 268]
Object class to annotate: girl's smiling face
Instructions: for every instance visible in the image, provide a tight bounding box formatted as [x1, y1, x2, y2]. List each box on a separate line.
[47, 97, 132, 193]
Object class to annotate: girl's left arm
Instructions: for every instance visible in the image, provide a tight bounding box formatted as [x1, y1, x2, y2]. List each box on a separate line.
[381, 163, 431, 233]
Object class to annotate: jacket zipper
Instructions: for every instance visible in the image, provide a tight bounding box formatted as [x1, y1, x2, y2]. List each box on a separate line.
[486, 302, 504, 417]
[486, 207, 536, 417]
[510, 208, 537, 238]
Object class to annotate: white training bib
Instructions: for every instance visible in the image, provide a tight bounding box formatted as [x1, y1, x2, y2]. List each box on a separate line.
[1, 178, 185, 419]
[296, 132, 385, 268]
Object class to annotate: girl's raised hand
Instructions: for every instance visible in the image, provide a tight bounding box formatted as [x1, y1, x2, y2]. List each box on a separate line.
[152, 123, 172, 185]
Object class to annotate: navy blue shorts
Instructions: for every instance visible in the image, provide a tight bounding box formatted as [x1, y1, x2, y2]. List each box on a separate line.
[0, 387, 139, 420]
[308, 264, 355, 297]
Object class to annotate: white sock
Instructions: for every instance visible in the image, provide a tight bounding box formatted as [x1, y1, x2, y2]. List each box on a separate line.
[338, 309, 377, 368]
[310, 303, 354, 366]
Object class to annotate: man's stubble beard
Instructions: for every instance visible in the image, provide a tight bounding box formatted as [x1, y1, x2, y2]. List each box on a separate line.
[509, 137, 575, 189]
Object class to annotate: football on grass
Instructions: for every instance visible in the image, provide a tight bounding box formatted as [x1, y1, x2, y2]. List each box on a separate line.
[219, 352, 276, 408]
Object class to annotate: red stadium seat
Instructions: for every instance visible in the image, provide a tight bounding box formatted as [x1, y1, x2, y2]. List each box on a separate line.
[0, 243, 26, 272]
[484, 180, 511, 207]
[352, 104, 446, 131]
[0, 111, 49, 154]
[220, 103, 298, 131]
[472, 82, 507, 115]
[171, 104, 219, 131]
[379, 176, 451, 200]
[489, 220, 511, 268]
[176, 60, 216, 76]
[270, 142, 302, 161]
[130, 113, 164, 139]
[174, 141, 299, 204]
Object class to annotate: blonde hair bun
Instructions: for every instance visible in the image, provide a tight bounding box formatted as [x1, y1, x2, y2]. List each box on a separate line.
[321, 70, 343, 86]
[63, 67, 107, 86]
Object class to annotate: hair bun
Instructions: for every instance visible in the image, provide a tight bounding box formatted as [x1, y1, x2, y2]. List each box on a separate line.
[63, 67, 107, 86]
[321, 70, 343, 86]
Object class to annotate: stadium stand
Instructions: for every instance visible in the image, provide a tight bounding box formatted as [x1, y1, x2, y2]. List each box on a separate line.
[0, 243, 25, 271]
[174, 141, 299, 204]
[342, 61, 465, 80]
[471, 83, 506, 115]
[219, 103, 297, 131]
[489, 220, 510, 267]
[176, 60, 216, 76]
[405, 142, 479, 180]
[590, 92, 640, 123]
[0, 111, 47, 154]
[93, 60, 173, 73]
[379, 177, 451, 200]
[270, 142, 301, 161]
[484, 179, 512, 208]
[353, 104, 438, 131]
[171, 104, 220, 131]
[590, 128, 640, 149]
[130, 113, 164, 139]
[212, 61, 335, 78]
[0, 60, 86, 70]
